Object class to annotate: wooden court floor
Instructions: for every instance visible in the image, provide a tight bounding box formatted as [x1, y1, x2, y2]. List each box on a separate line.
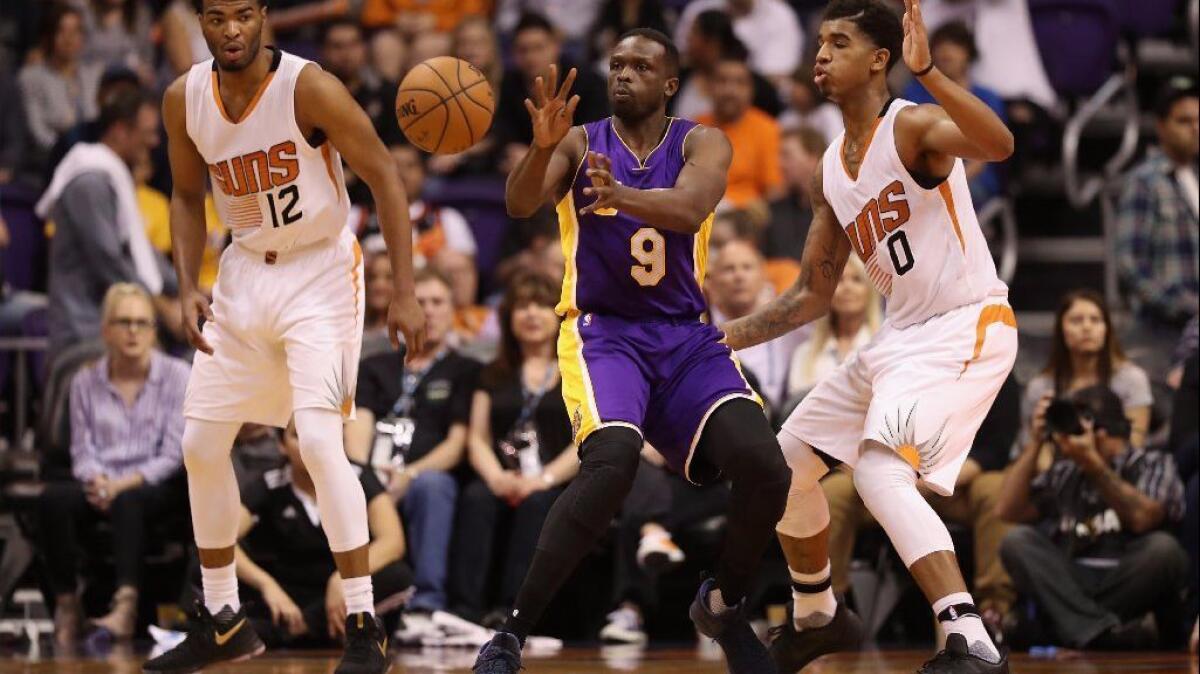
[0, 647, 1194, 673]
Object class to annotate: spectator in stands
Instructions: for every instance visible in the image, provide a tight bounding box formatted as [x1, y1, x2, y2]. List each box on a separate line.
[160, 0, 209, 77]
[37, 88, 179, 362]
[450, 273, 578, 626]
[588, 0, 670, 71]
[696, 51, 784, 210]
[763, 126, 825, 264]
[368, 27, 406, 84]
[230, 423, 284, 490]
[495, 0, 605, 49]
[493, 12, 607, 174]
[390, 143, 477, 275]
[1019, 289, 1154, 451]
[997, 385, 1188, 650]
[825, 372, 1020, 637]
[778, 65, 843, 144]
[901, 21, 1005, 205]
[674, 0, 803, 82]
[236, 420, 412, 646]
[40, 283, 189, 646]
[45, 65, 140, 183]
[361, 250, 396, 360]
[785, 256, 881, 403]
[427, 16, 504, 177]
[708, 239, 807, 414]
[672, 10, 782, 121]
[346, 269, 479, 632]
[360, 0, 488, 36]
[1116, 77, 1199, 358]
[76, 0, 154, 79]
[320, 19, 399, 146]
[19, 5, 103, 168]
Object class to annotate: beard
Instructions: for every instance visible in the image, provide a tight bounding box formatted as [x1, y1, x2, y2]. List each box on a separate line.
[212, 32, 262, 72]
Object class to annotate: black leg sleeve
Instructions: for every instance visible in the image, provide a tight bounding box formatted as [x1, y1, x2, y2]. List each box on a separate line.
[692, 397, 790, 606]
[504, 427, 642, 642]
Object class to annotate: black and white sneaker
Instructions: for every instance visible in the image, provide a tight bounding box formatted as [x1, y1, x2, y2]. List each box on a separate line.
[918, 633, 1010, 673]
[768, 600, 863, 673]
[688, 578, 776, 674]
[142, 603, 264, 674]
[473, 632, 523, 674]
[336, 612, 391, 674]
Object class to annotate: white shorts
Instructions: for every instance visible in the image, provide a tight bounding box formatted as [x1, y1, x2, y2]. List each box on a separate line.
[184, 228, 365, 428]
[781, 296, 1017, 496]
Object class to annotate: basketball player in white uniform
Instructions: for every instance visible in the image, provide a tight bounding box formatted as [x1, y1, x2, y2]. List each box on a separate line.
[722, 1, 1016, 672]
[145, 2, 424, 673]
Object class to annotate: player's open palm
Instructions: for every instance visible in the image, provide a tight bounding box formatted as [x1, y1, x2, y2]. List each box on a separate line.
[181, 289, 215, 355]
[525, 64, 581, 149]
[901, 0, 932, 74]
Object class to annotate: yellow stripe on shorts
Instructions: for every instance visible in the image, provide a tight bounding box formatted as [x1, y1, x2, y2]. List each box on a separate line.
[558, 312, 602, 446]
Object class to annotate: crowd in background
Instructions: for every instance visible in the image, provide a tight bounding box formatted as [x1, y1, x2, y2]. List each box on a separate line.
[0, 0, 1196, 657]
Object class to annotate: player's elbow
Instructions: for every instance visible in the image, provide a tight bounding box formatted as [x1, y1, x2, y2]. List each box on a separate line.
[984, 129, 1015, 162]
[505, 197, 538, 219]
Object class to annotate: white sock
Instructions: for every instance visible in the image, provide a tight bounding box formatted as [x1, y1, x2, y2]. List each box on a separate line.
[933, 592, 999, 663]
[791, 564, 837, 630]
[201, 563, 240, 614]
[343, 575, 375, 616]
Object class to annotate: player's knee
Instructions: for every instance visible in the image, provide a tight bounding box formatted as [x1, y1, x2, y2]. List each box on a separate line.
[742, 439, 791, 507]
[579, 426, 642, 492]
[181, 427, 222, 474]
[852, 446, 916, 510]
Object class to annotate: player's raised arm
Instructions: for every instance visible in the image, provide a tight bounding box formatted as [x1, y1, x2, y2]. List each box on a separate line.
[579, 126, 731, 234]
[295, 65, 426, 355]
[721, 160, 851, 350]
[506, 64, 583, 217]
[163, 75, 216, 355]
[895, 0, 1013, 163]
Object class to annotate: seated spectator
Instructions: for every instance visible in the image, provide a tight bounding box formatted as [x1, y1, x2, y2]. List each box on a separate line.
[368, 27, 406, 84]
[696, 51, 784, 210]
[673, 0, 803, 82]
[230, 423, 285, 490]
[672, 10, 782, 121]
[19, 4, 103, 170]
[1117, 77, 1199, 375]
[75, 0, 154, 79]
[237, 420, 412, 647]
[708, 239, 808, 415]
[778, 66, 843, 144]
[320, 19, 399, 151]
[346, 268, 479, 629]
[997, 385, 1188, 650]
[39, 283, 189, 647]
[450, 273, 578, 626]
[361, 250, 396, 360]
[763, 126, 825, 263]
[379, 144, 477, 271]
[1019, 289, 1153, 452]
[159, 0, 209, 77]
[44, 64, 140, 183]
[823, 372, 1020, 638]
[36, 88, 179, 362]
[428, 16, 504, 177]
[493, 12, 608, 174]
[495, 0, 605, 48]
[360, 0, 488, 35]
[785, 256, 881, 403]
[588, 0, 669, 73]
[900, 21, 1005, 206]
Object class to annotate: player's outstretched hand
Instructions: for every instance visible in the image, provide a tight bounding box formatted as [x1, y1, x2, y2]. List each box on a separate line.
[388, 292, 427, 362]
[525, 64, 581, 149]
[901, 0, 933, 75]
[181, 289, 215, 355]
[580, 151, 622, 215]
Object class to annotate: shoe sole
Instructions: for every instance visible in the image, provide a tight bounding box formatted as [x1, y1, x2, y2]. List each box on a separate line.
[142, 643, 266, 674]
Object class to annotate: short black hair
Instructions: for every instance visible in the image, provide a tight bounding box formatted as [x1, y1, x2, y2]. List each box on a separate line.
[929, 21, 978, 62]
[320, 17, 362, 46]
[192, 0, 269, 12]
[693, 9, 737, 45]
[823, 0, 904, 71]
[616, 28, 680, 77]
[716, 38, 750, 66]
[40, 4, 82, 57]
[513, 12, 556, 39]
[97, 87, 154, 136]
[1154, 76, 1199, 120]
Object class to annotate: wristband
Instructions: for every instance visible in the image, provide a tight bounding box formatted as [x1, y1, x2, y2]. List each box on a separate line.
[913, 62, 935, 78]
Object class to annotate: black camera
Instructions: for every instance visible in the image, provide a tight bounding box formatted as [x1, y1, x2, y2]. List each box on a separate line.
[1044, 398, 1088, 436]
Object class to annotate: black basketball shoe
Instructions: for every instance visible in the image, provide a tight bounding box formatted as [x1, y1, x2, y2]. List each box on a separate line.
[336, 612, 391, 674]
[918, 633, 1010, 673]
[688, 578, 777, 674]
[473, 632, 523, 674]
[142, 603, 264, 674]
[768, 599, 864, 673]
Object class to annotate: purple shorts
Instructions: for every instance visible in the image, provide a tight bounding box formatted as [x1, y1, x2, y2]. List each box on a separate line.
[558, 312, 761, 483]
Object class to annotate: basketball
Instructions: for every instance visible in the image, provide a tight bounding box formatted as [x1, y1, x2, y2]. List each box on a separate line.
[396, 56, 495, 155]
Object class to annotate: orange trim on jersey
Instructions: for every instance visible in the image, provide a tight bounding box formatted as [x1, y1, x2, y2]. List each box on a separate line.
[896, 444, 921, 471]
[342, 239, 364, 418]
[839, 116, 884, 181]
[938, 182, 966, 253]
[211, 71, 275, 125]
[320, 142, 341, 201]
[960, 304, 1017, 376]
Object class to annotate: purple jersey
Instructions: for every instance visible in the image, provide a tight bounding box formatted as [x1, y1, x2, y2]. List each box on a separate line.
[555, 117, 714, 319]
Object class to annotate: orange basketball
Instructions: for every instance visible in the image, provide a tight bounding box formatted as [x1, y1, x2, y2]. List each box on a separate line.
[396, 56, 495, 155]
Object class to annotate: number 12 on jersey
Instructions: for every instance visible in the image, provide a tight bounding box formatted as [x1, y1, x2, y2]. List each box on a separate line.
[266, 185, 302, 228]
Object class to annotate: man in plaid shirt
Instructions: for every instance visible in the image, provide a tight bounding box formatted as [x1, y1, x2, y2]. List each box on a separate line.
[1116, 78, 1199, 331]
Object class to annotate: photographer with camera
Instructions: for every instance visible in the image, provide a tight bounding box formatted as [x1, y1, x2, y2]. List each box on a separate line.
[996, 385, 1188, 650]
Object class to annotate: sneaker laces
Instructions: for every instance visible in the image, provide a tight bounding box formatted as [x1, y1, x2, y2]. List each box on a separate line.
[342, 616, 380, 665]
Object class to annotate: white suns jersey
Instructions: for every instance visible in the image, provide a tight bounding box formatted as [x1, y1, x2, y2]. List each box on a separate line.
[185, 50, 349, 254]
[822, 99, 1007, 329]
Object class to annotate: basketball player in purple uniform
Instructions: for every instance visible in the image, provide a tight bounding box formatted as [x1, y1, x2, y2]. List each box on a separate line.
[472, 29, 790, 674]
